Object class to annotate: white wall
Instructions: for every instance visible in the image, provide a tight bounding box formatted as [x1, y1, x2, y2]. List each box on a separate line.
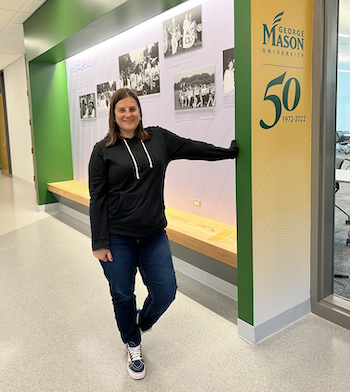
[4, 55, 34, 185]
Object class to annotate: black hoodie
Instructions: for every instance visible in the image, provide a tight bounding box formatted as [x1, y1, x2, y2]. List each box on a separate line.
[88, 126, 238, 250]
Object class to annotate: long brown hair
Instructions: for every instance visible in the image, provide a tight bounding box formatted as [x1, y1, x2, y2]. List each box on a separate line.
[106, 88, 151, 147]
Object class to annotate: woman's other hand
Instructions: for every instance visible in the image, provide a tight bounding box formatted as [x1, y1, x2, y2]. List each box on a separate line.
[93, 248, 113, 262]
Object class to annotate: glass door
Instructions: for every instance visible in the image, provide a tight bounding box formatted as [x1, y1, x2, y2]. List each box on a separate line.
[334, 0, 350, 299]
[311, 0, 350, 329]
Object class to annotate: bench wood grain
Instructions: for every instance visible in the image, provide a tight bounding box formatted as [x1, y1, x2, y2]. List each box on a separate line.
[47, 180, 237, 267]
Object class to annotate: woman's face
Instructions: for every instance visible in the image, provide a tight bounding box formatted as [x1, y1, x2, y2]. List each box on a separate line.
[114, 96, 141, 138]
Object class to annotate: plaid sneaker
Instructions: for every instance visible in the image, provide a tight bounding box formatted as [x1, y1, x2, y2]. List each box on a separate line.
[126, 342, 146, 380]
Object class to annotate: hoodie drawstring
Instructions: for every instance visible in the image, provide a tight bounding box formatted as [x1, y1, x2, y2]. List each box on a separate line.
[123, 139, 153, 180]
[141, 140, 154, 168]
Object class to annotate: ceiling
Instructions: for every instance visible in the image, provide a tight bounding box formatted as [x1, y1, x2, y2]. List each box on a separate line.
[1, 1, 350, 72]
[0, 0, 47, 71]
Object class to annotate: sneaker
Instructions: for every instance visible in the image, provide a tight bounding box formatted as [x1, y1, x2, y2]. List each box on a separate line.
[126, 342, 146, 380]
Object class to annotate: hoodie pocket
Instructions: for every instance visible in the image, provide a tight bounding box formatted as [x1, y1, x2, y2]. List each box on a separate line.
[108, 192, 164, 229]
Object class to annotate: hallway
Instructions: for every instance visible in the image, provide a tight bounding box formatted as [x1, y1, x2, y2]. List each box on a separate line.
[1, 175, 350, 391]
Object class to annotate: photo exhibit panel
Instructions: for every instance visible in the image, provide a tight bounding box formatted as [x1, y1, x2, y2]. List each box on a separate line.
[223, 48, 235, 94]
[163, 5, 202, 57]
[174, 64, 216, 110]
[79, 93, 97, 119]
[65, 0, 236, 225]
[119, 43, 160, 96]
[97, 81, 116, 110]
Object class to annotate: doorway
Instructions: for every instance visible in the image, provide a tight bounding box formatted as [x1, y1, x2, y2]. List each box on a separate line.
[334, 0, 350, 299]
[0, 71, 11, 177]
[311, 0, 350, 328]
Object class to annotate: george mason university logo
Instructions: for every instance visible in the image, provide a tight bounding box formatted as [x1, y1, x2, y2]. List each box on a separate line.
[262, 11, 305, 56]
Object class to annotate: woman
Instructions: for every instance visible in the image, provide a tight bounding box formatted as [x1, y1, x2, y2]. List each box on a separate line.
[170, 17, 178, 55]
[223, 58, 235, 94]
[88, 88, 238, 380]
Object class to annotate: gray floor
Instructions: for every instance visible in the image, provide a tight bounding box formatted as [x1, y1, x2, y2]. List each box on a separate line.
[2, 175, 350, 391]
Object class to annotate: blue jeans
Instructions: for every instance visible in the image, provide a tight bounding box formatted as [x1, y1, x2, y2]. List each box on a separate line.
[100, 230, 177, 345]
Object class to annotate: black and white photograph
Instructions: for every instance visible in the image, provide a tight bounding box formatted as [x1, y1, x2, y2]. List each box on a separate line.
[79, 93, 96, 119]
[174, 65, 215, 110]
[163, 5, 202, 57]
[119, 43, 160, 96]
[96, 81, 116, 110]
[223, 48, 235, 94]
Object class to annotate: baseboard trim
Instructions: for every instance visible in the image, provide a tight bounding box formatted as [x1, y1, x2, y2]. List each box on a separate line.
[172, 256, 238, 301]
[59, 203, 90, 224]
[12, 176, 35, 188]
[37, 202, 59, 212]
[237, 299, 311, 344]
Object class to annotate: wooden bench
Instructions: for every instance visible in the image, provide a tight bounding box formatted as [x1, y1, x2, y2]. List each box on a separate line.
[47, 180, 237, 267]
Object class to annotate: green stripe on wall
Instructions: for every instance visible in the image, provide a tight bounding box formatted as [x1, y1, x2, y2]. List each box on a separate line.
[235, 0, 254, 325]
[29, 61, 73, 205]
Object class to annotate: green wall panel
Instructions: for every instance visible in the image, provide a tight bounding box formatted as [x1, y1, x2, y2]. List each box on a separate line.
[24, 0, 187, 63]
[29, 61, 73, 205]
[24, 0, 127, 62]
[234, 0, 253, 325]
